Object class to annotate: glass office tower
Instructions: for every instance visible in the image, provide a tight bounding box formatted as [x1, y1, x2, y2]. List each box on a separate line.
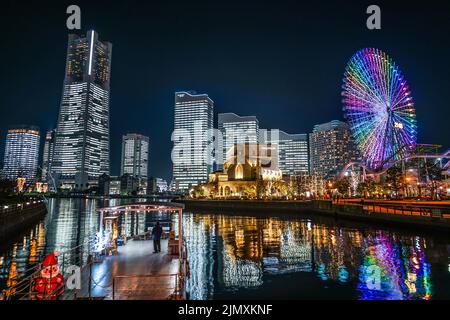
[309, 120, 359, 177]
[277, 131, 309, 176]
[2, 126, 40, 184]
[218, 113, 259, 168]
[121, 133, 149, 181]
[42, 129, 56, 182]
[52, 30, 112, 190]
[172, 91, 214, 192]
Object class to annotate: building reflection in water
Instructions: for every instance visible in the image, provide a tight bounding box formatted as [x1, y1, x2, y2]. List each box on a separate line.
[0, 201, 448, 300]
[358, 234, 432, 300]
[0, 197, 180, 294]
[0, 198, 102, 291]
[184, 213, 441, 300]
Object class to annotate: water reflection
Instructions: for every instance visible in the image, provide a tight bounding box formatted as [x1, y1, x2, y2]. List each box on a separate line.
[0, 198, 100, 291]
[0, 198, 176, 294]
[1, 201, 449, 300]
[184, 213, 449, 300]
[357, 234, 432, 300]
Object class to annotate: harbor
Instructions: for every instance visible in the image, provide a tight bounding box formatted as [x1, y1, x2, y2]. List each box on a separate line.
[1, 197, 450, 300]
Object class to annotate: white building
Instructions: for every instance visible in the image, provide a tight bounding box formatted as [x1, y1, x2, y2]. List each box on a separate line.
[121, 134, 149, 179]
[52, 30, 112, 190]
[172, 91, 214, 191]
[218, 113, 259, 168]
[277, 131, 309, 176]
[2, 126, 40, 184]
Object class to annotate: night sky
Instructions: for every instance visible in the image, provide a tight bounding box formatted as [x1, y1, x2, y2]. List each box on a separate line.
[1, 0, 449, 182]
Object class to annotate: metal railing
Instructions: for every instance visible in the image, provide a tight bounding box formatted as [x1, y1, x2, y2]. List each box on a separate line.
[0, 199, 45, 215]
[333, 199, 450, 219]
[1, 238, 94, 300]
[2, 232, 190, 301]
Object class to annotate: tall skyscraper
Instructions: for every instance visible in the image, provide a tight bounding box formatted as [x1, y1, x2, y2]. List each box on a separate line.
[277, 131, 309, 176]
[52, 30, 112, 190]
[309, 120, 359, 177]
[120, 133, 149, 181]
[42, 129, 56, 182]
[218, 113, 259, 168]
[172, 91, 214, 191]
[2, 126, 40, 184]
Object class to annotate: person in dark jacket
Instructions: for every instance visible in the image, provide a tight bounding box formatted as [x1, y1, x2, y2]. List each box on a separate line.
[152, 221, 163, 253]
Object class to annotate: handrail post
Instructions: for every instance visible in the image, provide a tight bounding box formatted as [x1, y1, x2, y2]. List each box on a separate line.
[112, 277, 115, 300]
[28, 273, 34, 300]
[88, 254, 93, 300]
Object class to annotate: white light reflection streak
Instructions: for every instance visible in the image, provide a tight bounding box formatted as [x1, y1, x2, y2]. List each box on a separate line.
[88, 31, 94, 75]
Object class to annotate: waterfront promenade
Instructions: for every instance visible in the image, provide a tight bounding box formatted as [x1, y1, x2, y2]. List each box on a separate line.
[0, 199, 47, 241]
[179, 199, 450, 231]
[63, 239, 180, 300]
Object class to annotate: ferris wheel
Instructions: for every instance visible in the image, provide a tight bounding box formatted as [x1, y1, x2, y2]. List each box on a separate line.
[342, 48, 417, 172]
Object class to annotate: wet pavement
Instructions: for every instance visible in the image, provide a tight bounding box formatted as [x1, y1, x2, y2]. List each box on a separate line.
[65, 239, 180, 300]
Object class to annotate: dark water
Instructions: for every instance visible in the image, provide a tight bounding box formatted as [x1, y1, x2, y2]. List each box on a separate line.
[1, 198, 449, 300]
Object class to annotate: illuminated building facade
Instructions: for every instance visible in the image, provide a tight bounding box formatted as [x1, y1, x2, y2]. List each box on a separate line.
[195, 143, 283, 198]
[172, 91, 214, 191]
[309, 120, 359, 177]
[2, 126, 40, 184]
[121, 134, 149, 193]
[224, 143, 281, 180]
[218, 113, 259, 168]
[42, 129, 56, 182]
[149, 177, 168, 194]
[52, 30, 112, 190]
[276, 131, 309, 176]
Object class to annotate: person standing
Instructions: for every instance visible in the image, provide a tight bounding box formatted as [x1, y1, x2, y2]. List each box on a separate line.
[152, 221, 163, 253]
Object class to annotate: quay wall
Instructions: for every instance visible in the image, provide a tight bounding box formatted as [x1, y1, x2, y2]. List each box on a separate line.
[178, 199, 450, 232]
[0, 201, 47, 241]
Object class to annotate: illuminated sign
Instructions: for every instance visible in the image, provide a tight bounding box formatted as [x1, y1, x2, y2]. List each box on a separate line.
[8, 129, 39, 135]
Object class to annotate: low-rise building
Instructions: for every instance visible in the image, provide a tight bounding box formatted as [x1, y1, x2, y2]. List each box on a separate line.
[148, 177, 169, 194]
[98, 173, 137, 196]
[191, 143, 285, 199]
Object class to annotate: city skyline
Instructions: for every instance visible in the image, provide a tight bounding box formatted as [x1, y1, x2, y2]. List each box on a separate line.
[1, 1, 450, 305]
[1, 1, 450, 183]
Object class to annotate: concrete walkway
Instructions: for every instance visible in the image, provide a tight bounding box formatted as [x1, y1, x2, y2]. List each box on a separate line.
[65, 239, 180, 300]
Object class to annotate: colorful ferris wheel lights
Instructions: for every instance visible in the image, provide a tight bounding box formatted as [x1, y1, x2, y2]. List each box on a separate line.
[342, 48, 417, 171]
